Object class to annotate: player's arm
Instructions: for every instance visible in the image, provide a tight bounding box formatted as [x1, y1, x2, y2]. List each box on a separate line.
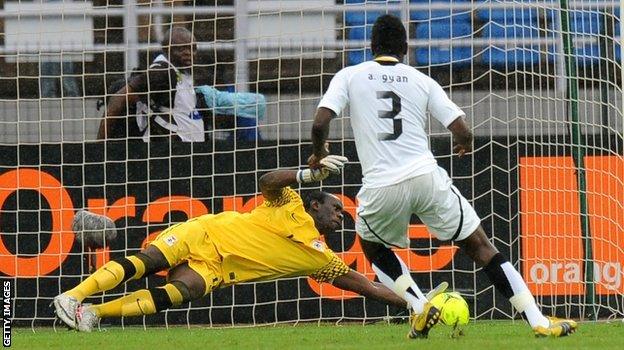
[97, 66, 168, 140]
[310, 69, 349, 168]
[258, 170, 299, 202]
[97, 84, 142, 139]
[447, 116, 473, 158]
[259, 155, 349, 201]
[332, 270, 408, 309]
[426, 76, 472, 157]
[309, 107, 336, 167]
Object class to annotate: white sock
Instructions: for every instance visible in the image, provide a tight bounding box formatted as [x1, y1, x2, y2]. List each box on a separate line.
[501, 262, 549, 328]
[372, 255, 427, 314]
[396, 257, 428, 301]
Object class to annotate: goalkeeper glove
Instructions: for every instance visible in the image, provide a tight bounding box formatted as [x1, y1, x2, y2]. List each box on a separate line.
[297, 155, 348, 183]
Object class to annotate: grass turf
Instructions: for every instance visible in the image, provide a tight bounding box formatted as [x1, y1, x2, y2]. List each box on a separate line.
[9, 320, 624, 350]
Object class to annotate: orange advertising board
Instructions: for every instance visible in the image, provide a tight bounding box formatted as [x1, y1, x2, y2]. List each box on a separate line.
[520, 156, 624, 296]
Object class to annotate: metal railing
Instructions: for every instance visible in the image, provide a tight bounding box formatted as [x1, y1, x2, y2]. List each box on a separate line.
[0, 0, 620, 92]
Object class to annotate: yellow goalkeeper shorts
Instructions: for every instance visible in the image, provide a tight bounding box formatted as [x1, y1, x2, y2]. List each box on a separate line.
[150, 219, 223, 295]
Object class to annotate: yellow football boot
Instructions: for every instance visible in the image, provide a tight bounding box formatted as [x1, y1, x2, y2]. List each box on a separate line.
[533, 316, 578, 337]
[407, 302, 441, 339]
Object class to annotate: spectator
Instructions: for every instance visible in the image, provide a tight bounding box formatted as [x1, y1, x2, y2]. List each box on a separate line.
[97, 26, 203, 142]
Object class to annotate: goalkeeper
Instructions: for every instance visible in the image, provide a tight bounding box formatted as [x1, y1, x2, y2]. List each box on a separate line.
[54, 154, 429, 331]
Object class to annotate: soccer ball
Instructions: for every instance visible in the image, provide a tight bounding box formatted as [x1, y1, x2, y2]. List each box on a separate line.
[429, 292, 469, 326]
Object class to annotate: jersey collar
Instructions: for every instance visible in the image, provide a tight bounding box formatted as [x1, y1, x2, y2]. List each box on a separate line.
[373, 55, 400, 63]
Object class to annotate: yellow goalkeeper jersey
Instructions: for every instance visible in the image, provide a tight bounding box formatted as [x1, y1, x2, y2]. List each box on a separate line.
[197, 187, 349, 286]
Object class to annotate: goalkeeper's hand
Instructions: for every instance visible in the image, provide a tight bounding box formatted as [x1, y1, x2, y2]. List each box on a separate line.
[297, 155, 348, 183]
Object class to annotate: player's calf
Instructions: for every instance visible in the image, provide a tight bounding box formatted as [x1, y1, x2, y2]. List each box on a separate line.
[459, 229, 563, 333]
[89, 282, 190, 319]
[362, 240, 429, 313]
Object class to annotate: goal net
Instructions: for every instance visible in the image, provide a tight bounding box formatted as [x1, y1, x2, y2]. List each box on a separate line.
[0, 0, 623, 329]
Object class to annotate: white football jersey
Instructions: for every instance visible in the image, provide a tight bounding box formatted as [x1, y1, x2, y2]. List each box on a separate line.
[136, 54, 204, 142]
[318, 60, 465, 188]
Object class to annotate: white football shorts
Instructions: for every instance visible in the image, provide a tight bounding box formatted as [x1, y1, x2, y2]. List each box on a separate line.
[355, 166, 481, 248]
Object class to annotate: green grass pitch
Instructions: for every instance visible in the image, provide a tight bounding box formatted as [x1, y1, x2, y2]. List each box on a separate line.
[10, 320, 624, 350]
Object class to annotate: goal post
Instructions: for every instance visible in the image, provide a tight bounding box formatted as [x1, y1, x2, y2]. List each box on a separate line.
[0, 0, 623, 329]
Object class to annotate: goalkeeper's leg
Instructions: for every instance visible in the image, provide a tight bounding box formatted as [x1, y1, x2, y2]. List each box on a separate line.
[75, 263, 207, 332]
[457, 226, 576, 336]
[90, 262, 205, 318]
[53, 245, 169, 328]
[65, 245, 170, 302]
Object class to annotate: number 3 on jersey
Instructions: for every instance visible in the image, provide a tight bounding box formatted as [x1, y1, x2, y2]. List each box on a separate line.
[376, 91, 402, 141]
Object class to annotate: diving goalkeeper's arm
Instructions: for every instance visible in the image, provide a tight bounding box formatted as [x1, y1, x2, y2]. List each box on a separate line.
[332, 270, 409, 309]
[259, 154, 348, 201]
[259, 157, 409, 310]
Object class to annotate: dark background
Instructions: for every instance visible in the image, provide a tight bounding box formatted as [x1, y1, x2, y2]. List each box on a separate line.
[1, 136, 619, 326]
